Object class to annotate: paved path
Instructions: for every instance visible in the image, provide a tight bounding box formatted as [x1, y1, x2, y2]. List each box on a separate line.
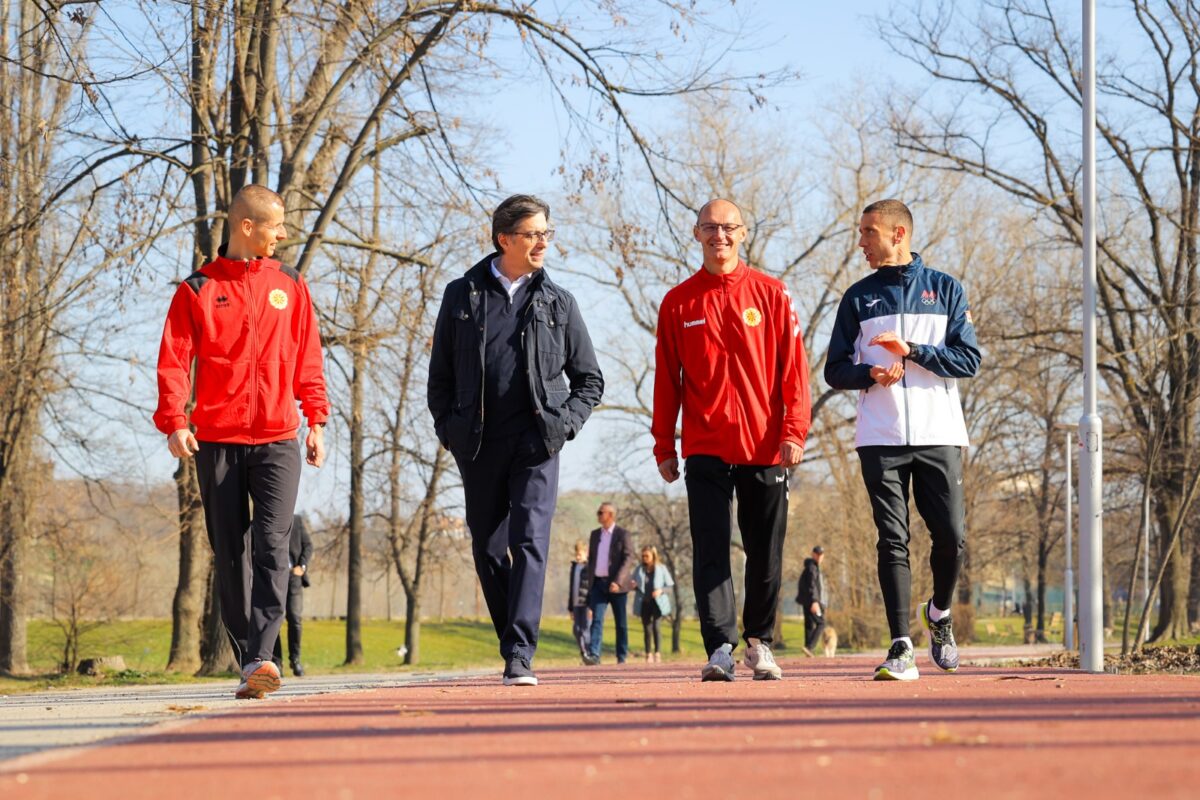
[2, 648, 1196, 799]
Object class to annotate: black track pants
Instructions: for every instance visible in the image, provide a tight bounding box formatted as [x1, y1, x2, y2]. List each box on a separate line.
[195, 439, 301, 667]
[858, 445, 965, 639]
[684, 455, 789, 656]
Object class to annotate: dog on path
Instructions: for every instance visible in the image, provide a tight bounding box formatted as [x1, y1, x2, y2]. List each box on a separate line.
[821, 625, 838, 658]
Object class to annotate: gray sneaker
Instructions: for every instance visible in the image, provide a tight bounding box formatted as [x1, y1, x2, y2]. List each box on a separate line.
[743, 639, 783, 680]
[701, 643, 736, 682]
[503, 653, 538, 686]
[873, 640, 919, 681]
[920, 601, 960, 672]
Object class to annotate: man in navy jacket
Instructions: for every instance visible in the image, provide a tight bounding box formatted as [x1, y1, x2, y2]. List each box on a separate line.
[428, 194, 603, 686]
[825, 199, 980, 682]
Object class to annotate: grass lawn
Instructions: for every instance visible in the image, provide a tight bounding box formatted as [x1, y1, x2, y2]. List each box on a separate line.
[0, 616, 807, 693]
[6, 614, 1183, 694]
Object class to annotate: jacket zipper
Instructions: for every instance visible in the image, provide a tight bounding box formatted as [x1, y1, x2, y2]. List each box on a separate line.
[473, 284, 485, 460]
[899, 270, 910, 446]
[246, 261, 259, 439]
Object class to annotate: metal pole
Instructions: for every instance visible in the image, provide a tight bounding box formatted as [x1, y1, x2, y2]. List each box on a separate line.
[1079, 0, 1105, 673]
[1064, 430, 1075, 650]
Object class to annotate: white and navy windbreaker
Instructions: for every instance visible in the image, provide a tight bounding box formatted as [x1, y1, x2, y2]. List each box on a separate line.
[824, 253, 980, 448]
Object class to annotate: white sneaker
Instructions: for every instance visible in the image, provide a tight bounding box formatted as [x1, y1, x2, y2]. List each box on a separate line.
[743, 638, 783, 681]
[700, 643, 736, 682]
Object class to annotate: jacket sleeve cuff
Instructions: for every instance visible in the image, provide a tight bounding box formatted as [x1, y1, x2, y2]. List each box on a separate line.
[160, 416, 188, 435]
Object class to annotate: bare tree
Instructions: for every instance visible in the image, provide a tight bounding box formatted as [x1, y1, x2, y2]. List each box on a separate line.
[882, 0, 1200, 641]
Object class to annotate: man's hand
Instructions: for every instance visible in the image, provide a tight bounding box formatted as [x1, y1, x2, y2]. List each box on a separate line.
[869, 362, 905, 387]
[306, 425, 325, 467]
[167, 429, 199, 459]
[658, 457, 680, 483]
[780, 441, 803, 468]
[869, 331, 911, 357]
[609, 581, 621, 593]
[810, 601, 821, 616]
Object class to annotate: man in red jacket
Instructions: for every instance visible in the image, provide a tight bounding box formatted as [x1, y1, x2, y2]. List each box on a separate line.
[652, 198, 811, 682]
[154, 184, 329, 699]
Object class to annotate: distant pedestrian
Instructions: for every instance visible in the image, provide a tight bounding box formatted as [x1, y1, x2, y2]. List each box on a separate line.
[795, 545, 828, 657]
[651, 198, 812, 681]
[273, 514, 314, 676]
[427, 194, 603, 686]
[582, 502, 636, 665]
[154, 184, 329, 700]
[568, 539, 591, 659]
[824, 199, 980, 681]
[632, 546, 674, 662]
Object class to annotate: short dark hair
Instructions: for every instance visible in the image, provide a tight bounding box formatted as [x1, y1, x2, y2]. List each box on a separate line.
[492, 194, 550, 253]
[863, 199, 913, 233]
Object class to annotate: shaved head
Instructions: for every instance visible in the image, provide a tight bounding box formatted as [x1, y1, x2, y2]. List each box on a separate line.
[697, 198, 744, 225]
[229, 184, 284, 225]
[862, 199, 913, 235]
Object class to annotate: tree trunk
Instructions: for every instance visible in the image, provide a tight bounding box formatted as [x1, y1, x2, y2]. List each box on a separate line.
[1150, 493, 1192, 641]
[404, 588, 420, 665]
[344, 344, 365, 665]
[166, 458, 209, 672]
[0, 508, 28, 676]
[1035, 545, 1048, 643]
[198, 564, 238, 675]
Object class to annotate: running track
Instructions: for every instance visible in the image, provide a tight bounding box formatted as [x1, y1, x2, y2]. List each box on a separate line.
[2, 656, 1198, 799]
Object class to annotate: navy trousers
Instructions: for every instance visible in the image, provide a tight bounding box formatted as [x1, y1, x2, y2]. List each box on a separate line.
[195, 439, 300, 667]
[455, 427, 559, 662]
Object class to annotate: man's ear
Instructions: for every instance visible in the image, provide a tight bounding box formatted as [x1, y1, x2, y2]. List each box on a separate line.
[893, 225, 907, 244]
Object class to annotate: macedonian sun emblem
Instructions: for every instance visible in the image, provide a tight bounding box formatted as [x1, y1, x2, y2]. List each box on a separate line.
[268, 289, 288, 310]
[742, 307, 762, 327]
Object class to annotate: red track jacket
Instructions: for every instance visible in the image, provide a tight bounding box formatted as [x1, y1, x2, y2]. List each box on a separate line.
[154, 254, 329, 444]
[652, 261, 811, 466]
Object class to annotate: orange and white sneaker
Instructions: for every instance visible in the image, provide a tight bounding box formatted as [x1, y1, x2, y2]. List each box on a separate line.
[235, 659, 281, 699]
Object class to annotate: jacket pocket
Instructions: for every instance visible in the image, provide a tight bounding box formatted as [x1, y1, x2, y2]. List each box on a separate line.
[257, 359, 300, 432]
[193, 359, 250, 431]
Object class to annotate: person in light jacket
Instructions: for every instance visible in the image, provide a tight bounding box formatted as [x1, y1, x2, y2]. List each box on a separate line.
[632, 545, 674, 662]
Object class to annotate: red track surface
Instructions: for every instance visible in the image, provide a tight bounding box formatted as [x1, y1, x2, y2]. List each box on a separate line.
[3, 657, 1199, 799]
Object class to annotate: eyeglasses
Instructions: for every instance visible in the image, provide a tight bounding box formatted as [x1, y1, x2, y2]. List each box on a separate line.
[255, 219, 287, 233]
[507, 229, 555, 243]
[697, 223, 744, 236]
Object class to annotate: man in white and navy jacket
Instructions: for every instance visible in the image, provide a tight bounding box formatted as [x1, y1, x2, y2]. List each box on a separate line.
[825, 199, 981, 683]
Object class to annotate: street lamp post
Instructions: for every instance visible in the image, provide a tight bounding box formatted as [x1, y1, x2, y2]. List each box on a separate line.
[1055, 423, 1076, 651]
[1079, 0, 1105, 673]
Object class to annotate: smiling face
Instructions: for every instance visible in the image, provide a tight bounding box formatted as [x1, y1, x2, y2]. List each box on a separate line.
[244, 201, 287, 258]
[496, 212, 549, 277]
[694, 199, 746, 273]
[857, 212, 907, 269]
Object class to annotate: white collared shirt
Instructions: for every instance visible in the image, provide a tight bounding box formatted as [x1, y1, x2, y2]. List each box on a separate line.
[594, 526, 614, 578]
[491, 259, 533, 300]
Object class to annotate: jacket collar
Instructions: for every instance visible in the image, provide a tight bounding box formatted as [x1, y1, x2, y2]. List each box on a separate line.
[694, 259, 749, 288]
[466, 253, 550, 294]
[873, 252, 925, 283]
[213, 243, 279, 273]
